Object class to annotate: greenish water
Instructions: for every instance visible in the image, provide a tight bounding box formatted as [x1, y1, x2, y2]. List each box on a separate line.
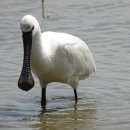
[0, 0, 130, 130]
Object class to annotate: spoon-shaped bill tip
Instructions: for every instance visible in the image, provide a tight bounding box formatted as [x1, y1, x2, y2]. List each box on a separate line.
[18, 76, 34, 91]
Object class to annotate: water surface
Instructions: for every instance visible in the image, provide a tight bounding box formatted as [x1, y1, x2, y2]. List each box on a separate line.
[0, 0, 130, 130]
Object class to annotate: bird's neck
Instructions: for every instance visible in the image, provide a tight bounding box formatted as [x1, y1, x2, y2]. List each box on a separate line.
[31, 30, 44, 60]
[31, 29, 49, 64]
[32, 29, 42, 50]
[31, 29, 51, 76]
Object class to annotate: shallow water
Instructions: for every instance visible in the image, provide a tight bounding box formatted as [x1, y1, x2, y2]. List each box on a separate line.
[0, 0, 130, 130]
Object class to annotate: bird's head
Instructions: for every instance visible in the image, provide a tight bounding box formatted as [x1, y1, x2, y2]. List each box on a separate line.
[20, 15, 40, 36]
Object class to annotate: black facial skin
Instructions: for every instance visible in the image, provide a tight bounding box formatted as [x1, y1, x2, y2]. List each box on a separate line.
[18, 27, 34, 91]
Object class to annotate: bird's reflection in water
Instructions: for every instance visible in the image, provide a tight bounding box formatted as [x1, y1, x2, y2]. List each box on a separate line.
[32, 98, 97, 130]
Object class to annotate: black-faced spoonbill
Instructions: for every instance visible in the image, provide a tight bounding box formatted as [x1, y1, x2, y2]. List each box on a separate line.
[18, 15, 96, 106]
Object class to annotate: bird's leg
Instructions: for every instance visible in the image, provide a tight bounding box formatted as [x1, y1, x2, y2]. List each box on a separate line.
[41, 87, 46, 107]
[74, 89, 78, 102]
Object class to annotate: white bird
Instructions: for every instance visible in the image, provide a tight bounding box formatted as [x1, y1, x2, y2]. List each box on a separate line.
[18, 15, 96, 105]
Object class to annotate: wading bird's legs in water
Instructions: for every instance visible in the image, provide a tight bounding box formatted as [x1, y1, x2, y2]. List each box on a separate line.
[40, 81, 47, 107]
[74, 89, 78, 110]
[74, 89, 78, 102]
[41, 87, 46, 107]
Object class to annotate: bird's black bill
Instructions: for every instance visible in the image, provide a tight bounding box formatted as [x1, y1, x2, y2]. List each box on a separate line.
[18, 29, 34, 91]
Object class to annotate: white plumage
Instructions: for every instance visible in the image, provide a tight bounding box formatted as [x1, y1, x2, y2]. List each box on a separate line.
[20, 15, 96, 103]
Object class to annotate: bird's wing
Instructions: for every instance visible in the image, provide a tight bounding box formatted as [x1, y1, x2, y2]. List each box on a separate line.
[42, 32, 96, 79]
[60, 40, 96, 79]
